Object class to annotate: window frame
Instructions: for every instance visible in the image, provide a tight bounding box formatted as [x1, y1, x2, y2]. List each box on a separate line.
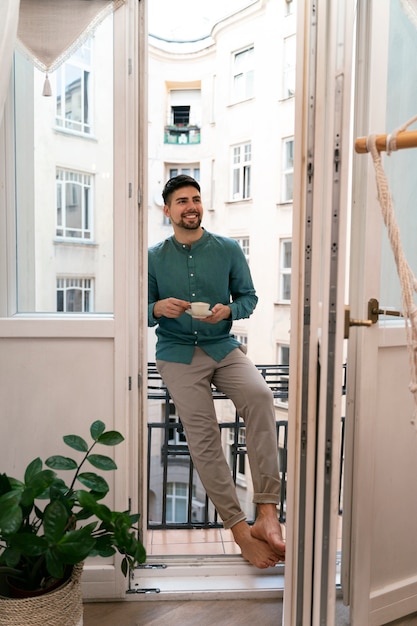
[279, 238, 292, 303]
[283, 34, 296, 99]
[56, 168, 93, 241]
[231, 142, 252, 201]
[275, 343, 290, 409]
[232, 45, 254, 103]
[55, 39, 93, 136]
[281, 137, 294, 203]
[56, 277, 94, 313]
[233, 236, 250, 264]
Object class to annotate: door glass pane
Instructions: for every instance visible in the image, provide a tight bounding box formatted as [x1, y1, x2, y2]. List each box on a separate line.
[380, 0, 417, 312]
[14, 16, 114, 314]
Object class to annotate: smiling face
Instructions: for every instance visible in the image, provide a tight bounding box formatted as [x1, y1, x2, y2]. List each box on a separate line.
[164, 185, 204, 234]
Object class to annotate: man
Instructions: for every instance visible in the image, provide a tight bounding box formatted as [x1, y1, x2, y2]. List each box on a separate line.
[148, 175, 285, 568]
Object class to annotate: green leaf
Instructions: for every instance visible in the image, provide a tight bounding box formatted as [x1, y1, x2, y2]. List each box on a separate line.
[45, 548, 65, 579]
[91, 534, 116, 557]
[121, 556, 128, 577]
[97, 431, 124, 446]
[43, 500, 69, 543]
[56, 524, 97, 562]
[0, 493, 22, 534]
[0, 473, 13, 497]
[63, 434, 88, 452]
[90, 420, 106, 440]
[45, 455, 78, 470]
[76, 490, 99, 509]
[21, 470, 57, 506]
[10, 533, 48, 557]
[77, 473, 109, 494]
[0, 547, 21, 568]
[24, 458, 43, 484]
[87, 454, 117, 471]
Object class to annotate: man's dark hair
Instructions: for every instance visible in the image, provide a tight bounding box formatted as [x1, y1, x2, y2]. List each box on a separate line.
[162, 175, 201, 205]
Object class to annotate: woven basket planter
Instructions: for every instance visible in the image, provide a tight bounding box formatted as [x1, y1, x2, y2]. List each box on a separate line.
[0, 562, 83, 626]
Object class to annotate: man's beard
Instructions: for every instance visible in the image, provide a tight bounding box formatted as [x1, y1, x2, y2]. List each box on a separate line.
[173, 214, 202, 230]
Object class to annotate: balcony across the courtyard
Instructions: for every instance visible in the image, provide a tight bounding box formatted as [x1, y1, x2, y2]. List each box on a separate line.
[164, 125, 201, 144]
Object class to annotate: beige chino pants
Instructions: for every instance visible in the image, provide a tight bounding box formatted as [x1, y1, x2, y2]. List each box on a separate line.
[157, 347, 281, 529]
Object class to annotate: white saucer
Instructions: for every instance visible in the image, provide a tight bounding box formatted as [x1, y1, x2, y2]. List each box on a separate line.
[185, 309, 212, 319]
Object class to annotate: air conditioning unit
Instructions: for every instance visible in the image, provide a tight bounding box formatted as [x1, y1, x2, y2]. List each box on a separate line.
[191, 499, 206, 523]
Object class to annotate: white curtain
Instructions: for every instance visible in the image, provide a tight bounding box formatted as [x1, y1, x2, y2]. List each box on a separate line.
[0, 0, 125, 114]
[17, 0, 125, 74]
[0, 0, 20, 125]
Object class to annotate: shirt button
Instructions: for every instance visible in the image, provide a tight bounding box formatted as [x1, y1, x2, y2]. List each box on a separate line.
[195, 341, 198, 344]
[194, 331, 198, 335]
[192, 293, 195, 297]
[189, 255, 192, 259]
[190, 273, 194, 277]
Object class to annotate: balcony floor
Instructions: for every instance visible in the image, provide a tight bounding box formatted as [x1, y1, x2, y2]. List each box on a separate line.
[146, 526, 280, 557]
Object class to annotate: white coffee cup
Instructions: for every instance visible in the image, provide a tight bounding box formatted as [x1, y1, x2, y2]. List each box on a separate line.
[190, 301, 210, 316]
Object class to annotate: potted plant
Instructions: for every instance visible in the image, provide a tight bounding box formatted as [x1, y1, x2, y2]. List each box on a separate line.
[0, 420, 146, 625]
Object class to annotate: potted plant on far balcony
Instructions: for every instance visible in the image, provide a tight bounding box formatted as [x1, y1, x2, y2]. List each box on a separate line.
[0, 420, 146, 626]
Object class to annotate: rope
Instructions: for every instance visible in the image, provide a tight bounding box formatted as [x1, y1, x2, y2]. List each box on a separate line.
[367, 113, 417, 427]
[0, 563, 83, 625]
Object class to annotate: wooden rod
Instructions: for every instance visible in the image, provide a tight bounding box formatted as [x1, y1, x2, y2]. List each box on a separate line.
[355, 129, 417, 154]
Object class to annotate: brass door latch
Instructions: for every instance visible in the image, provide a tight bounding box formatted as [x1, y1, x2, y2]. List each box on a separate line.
[344, 298, 403, 338]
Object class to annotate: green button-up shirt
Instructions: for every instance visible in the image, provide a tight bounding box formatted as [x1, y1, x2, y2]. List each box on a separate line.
[148, 230, 258, 363]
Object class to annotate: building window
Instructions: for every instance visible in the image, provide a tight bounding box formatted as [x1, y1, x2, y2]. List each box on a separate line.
[283, 35, 296, 98]
[171, 105, 190, 125]
[279, 239, 292, 302]
[281, 138, 294, 202]
[228, 426, 246, 482]
[55, 40, 92, 134]
[231, 143, 251, 200]
[168, 166, 200, 181]
[234, 333, 248, 350]
[166, 482, 189, 523]
[166, 404, 187, 448]
[56, 169, 92, 240]
[276, 344, 290, 408]
[165, 88, 201, 144]
[56, 278, 93, 312]
[232, 46, 254, 102]
[234, 237, 250, 264]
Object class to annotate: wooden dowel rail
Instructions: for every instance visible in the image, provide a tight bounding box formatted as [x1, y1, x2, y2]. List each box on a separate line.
[355, 129, 417, 154]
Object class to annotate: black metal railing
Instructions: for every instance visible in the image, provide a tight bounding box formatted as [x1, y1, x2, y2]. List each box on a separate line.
[147, 362, 289, 529]
[146, 363, 346, 529]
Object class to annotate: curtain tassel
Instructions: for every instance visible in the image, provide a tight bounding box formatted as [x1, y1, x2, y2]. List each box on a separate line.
[42, 73, 52, 96]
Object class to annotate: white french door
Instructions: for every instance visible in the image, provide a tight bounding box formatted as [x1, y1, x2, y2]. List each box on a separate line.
[286, 1, 417, 625]
[343, 1, 417, 624]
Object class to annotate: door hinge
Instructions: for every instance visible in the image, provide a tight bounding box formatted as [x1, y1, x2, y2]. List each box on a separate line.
[126, 587, 160, 594]
[128, 376, 132, 391]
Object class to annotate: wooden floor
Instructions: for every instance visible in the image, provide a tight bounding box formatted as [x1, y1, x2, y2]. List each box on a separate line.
[83, 598, 283, 626]
[83, 598, 356, 626]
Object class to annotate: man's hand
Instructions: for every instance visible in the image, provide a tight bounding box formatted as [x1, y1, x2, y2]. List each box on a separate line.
[153, 298, 191, 319]
[202, 303, 231, 323]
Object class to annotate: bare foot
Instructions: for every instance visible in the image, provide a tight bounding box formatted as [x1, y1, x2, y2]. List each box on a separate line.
[231, 521, 280, 568]
[251, 504, 286, 562]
